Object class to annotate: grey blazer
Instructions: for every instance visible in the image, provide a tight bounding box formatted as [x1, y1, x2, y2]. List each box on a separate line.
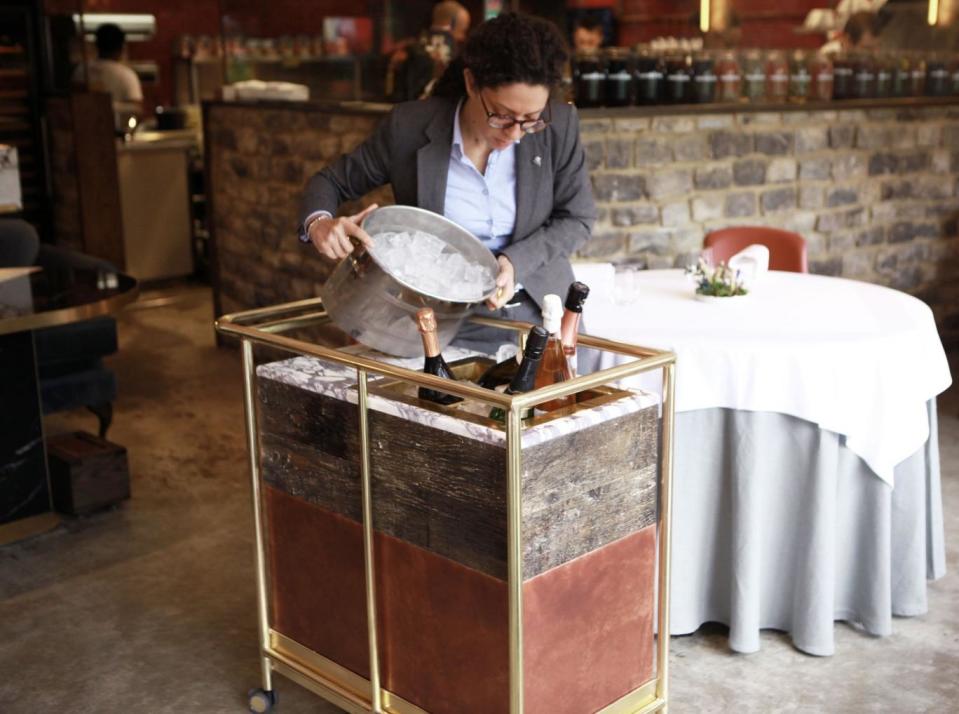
[300, 95, 597, 307]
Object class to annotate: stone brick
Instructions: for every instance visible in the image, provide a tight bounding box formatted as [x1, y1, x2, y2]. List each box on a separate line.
[652, 116, 696, 133]
[783, 211, 817, 233]
[829, 125, 855, 149]
[592, 173, 646, 202]
[724, 192, 757, 218]
[710, 131, 752, 159]
[914, 178, 952, 200]
[941, 124, 959, 147]
[932, 149, 951, 173]
[662, 200, 691, 227]
[761, 187, 797, 213]
[868, 153, 898, 176]
[843, 251, 875, 276]
[767, 158, 797, 183]
[611, 204, 660, 226]
[646, 169, 693, 199]
[800, 184, 826, 211]
[583, 140, 605, 170]
[613, 117, 651, 131]
[606, 138, 633, 169]
[697, 115, 735, 130]
[888, 222, 939, 243]
[794, 126, 829, 153]
[917, 124, 942, 148]
[856, 226, 886, 246]
[799, 158, 831, 181]
[831, 154, 867, 181]
[694, 165, 733, 190]
[673, 135, 711, 162]
[635, 138, 672, 165]
[579, 118, 613, 133]
[733, 159, 767, 186]
[816, 208, 865, 233]
[856, 126, 898, 150]
[691, 195, 724, 222]
[628, 229, 675, 254]
[739, 112, 782, 125]
[271, 157, 305, 184]
[754, 132, 794, 155]
[809, 257, 843, 276]
[830, 232, 857, 252]
[577, 232, 625, 258]
[880, 180, 912, 201]
[826, 187, 859, 207]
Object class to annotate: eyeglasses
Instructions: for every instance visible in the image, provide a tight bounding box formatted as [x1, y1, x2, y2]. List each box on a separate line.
[477, 91, 550, 134]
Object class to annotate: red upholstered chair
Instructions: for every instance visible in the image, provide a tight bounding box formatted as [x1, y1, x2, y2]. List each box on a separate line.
[704, 227, 809, 273]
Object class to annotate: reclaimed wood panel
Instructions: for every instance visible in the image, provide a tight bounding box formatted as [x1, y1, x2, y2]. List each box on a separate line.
[257, 373, 658, 580]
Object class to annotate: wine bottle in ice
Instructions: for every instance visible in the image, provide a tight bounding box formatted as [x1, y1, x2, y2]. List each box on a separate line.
[415, 307, 462, 405]
[489, 325, 549, 423]
[534, 293, 576, 412]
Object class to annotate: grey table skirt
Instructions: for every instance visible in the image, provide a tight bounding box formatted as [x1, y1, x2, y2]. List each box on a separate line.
[669, 401, 945, 656]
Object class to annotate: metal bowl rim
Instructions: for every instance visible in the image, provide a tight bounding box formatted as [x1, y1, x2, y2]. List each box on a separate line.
[361, 205, 498, 304]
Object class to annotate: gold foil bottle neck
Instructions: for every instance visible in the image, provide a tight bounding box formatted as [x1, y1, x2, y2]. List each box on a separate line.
[416, 307, 437, 334]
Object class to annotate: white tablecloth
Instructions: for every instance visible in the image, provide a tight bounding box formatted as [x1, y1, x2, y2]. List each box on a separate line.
[583, 269, 952, 485]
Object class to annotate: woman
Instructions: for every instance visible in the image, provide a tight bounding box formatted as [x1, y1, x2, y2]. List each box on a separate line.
[299, 12, 596, 354]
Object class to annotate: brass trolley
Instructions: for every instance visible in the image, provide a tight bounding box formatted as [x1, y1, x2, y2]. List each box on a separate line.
[216, 298, 676, 714]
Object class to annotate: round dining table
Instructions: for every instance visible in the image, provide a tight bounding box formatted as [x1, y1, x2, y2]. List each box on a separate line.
[578, 266, 952, 656]
[0, 263, 138, 545]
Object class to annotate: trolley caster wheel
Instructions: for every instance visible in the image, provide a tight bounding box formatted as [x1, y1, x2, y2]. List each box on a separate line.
[248, 688, 277, 713]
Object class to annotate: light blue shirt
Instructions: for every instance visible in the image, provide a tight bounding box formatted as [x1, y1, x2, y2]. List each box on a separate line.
[444, 101, 517, 253]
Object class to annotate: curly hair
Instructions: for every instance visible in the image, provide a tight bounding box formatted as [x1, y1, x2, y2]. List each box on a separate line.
[432, 12, 569, 98]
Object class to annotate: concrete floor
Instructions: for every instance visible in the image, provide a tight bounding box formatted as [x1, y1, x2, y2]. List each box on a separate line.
[0, 284, 956, 714]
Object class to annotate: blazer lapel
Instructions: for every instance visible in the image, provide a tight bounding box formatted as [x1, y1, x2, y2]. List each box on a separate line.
[416, 104, 455, 215]
[513, 126, 549, 241]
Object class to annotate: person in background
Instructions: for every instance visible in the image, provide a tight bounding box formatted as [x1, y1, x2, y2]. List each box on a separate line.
[387, 1, 471, 101]
[303, 13, 596, 355]
[820, 11, 881, 55]
[73, 23, 143, 131]
[571, 16, 604, 53]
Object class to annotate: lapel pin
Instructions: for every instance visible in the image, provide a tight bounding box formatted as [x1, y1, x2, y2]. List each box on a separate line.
[533, 155, 542, 166]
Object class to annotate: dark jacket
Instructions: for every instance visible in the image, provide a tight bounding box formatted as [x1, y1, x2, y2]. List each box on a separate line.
[300, 95, 597, 307]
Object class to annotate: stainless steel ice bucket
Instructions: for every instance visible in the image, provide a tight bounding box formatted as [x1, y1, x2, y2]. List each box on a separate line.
[319, 205, 498, 357]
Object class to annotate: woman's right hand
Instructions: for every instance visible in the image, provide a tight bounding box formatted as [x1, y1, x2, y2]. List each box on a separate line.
[308, 203, 378, 260]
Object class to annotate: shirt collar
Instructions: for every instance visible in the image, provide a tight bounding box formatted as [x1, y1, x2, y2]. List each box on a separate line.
[452, 99, 466, 161]
[452, 98, 516, 166]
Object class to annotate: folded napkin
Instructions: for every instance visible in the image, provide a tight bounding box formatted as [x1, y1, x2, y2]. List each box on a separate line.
[728, 244, 770, 288]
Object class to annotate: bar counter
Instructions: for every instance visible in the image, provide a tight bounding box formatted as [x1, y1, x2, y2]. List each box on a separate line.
[203, 95, 959, 351]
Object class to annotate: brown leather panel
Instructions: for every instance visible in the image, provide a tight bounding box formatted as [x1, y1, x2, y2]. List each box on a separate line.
[377, 530, 509, 714]
[265, 486, 509, 712]
[523, 526, 658, 714]
[264, 485, 371, 679]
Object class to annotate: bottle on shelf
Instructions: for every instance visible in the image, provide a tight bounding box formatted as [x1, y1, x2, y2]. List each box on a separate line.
[560, 281, 590, 378]
[415, 307, 462, 406]
[534, 294, 576, 412]
[489, 326, 550, 423]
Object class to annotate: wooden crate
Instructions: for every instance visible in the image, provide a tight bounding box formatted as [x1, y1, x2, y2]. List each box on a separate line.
[47, 431, 130, 515]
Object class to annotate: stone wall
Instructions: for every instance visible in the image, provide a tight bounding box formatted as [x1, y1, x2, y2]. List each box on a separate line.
[206, 100, 959, 351]
[205, 102, 393, 318]
[579, 106, 959, 350]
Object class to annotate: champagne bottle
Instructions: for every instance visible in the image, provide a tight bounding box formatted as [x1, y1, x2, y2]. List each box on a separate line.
[415, 307, 462, 405]
[489, 326, 549, 423]
[560, 281, 590, 378]
[476, 350, 521, 390]
[534, 294, 575, 412]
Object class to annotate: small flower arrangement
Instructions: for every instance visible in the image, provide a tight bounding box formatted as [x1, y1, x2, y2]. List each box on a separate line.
[685, 257, 749, 297]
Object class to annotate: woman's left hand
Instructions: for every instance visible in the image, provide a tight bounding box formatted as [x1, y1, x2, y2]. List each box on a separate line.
[486, 255, 515, 310]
